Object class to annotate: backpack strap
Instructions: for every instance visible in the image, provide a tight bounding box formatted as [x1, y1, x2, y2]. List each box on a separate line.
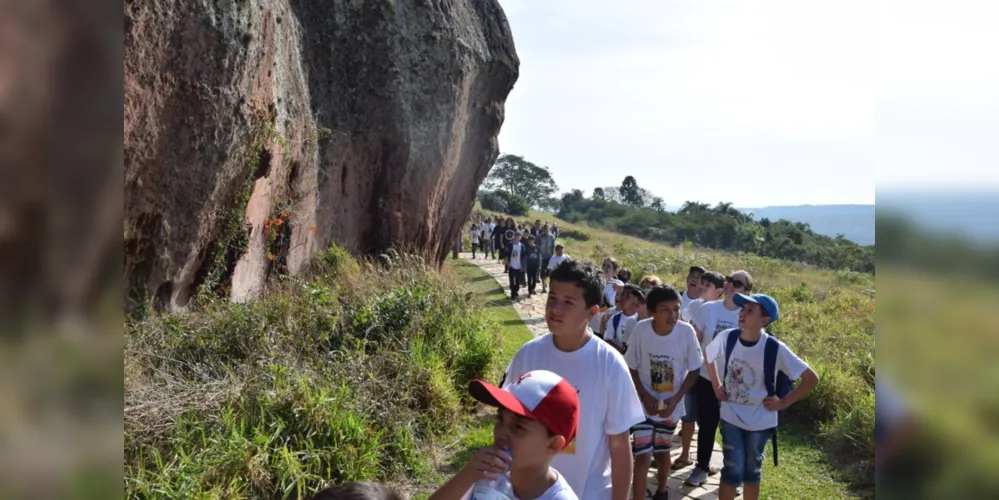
[764, 335, 779, 397]
[763, 334, 781, 467]
[722, 328, 741, 384]
[612, 312, 623, 337]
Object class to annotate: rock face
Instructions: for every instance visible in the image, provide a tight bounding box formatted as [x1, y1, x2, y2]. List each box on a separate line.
[124, 0, 519, 310]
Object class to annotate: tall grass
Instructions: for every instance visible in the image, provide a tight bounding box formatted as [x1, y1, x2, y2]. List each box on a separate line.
[476, 207, 876, 489]
[125, 246, 499, 498]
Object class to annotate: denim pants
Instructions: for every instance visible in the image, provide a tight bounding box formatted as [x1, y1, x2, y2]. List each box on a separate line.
[719, 419, 772, 487]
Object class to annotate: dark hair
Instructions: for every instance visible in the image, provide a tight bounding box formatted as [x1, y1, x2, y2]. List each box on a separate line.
[527, 235, 536, 241]
[688, 265, 707, 275]
[309, 482, 402, 500]
[617, 268, 632, 283]
[555, 244, 564, 250]
[701, 271, 725, 289]
[549, 259, 603, 308]
[620, 284, 645, 304]
[646, 285, 681, 312]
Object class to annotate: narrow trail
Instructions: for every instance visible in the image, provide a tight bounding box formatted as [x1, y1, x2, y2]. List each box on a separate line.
[458, 252, 733, 500]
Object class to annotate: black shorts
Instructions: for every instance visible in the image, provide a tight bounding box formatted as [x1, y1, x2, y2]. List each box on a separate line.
[541, 257, 552, 276]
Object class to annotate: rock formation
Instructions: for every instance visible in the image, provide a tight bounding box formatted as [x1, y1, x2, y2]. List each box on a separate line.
[124, 0, 519, 310]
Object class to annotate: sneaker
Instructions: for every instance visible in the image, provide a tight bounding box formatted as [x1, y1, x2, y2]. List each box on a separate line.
[684, 467, 708, 487]
[652, 491, 668, 500]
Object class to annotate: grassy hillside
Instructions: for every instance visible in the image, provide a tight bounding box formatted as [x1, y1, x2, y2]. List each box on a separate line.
[476, 207, 876, 494]
[124, 247, 518, 498]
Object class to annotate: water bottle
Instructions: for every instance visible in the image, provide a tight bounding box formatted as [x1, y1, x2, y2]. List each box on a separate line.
[470, 449, 514, 500]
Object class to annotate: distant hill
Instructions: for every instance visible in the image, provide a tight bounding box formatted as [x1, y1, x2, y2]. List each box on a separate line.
[878, 189, 999, 244]
[738, 204, 875, 246]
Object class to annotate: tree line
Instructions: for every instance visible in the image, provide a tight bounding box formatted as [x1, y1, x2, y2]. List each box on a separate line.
[478, 154, 875, 274]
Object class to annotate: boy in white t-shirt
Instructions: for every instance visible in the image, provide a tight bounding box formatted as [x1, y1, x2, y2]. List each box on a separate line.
[681, 271, 723, 323]
[674, 270, 725, 469]
[684, 270, 753, 487]
[624, 285, 703, 500]
[470, 224, 481, 259]
[501, 260, 645, 500]
[430, 369, 580, 500]
[680, 266, 705, 312]
[602, 284, 641, 354]
[703, 294, 819, 500]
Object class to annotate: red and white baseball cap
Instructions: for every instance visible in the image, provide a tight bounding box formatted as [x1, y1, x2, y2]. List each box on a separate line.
[468, 370, 579, 449]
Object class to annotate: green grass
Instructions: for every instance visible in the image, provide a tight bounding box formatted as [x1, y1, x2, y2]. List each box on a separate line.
[124, 247, 504, 499]
[407, 259, 535, 500]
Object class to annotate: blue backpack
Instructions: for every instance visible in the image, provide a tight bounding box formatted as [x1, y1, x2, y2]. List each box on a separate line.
[723, 328, 794, 466]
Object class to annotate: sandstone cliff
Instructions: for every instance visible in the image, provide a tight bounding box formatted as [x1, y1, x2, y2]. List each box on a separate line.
[124, 0, 519, 310]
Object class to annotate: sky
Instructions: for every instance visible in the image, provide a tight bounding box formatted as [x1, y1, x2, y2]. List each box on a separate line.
[495, 0, 999, 208]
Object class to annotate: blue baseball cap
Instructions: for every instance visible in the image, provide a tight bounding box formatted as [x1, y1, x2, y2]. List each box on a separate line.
[732, 293, 780, 323]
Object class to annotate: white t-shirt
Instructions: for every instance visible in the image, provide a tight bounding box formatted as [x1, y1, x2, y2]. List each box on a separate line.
[693, 301, 741, 379]
[547, 254, 570, 270]
[682, 298, 704, 322]
[462, 467, 577, 500]
[704, 330, 809, 431]
[602, 311, 636, 346]
[471, 229, 481, 244]
[680, 291, 696, 312]
[620, 316, 647, 347]
[509, 243, 524, 270]
[589, 307, 616, 334]
[503, 334, 645, 500]
[603, 283, 616, 307]
[624, 320, 703, 421]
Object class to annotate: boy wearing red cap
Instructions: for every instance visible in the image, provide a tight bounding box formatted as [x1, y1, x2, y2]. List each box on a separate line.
[430, 369, 580, 500]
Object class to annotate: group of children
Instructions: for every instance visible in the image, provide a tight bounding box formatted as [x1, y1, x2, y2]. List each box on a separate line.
[315, 254, 819, 500]
[467, 215, 567, 300]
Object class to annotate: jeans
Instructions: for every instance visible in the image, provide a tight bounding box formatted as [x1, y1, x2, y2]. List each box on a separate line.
[719, 419, 771, 486]
[526, 266, 539, 292]
[509, 268, 525, 297]
[694, 377, 721, 472]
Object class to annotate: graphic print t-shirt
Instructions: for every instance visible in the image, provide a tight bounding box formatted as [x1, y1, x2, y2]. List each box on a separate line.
[693, 301, 741, 379]
[704, 330, 810, 431]
[508, 243, 524, 270]
[503, 334, 645, 500]
[624, 320, 703, 421]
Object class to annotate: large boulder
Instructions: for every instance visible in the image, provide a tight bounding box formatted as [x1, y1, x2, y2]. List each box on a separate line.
[124, 0, 519, 310]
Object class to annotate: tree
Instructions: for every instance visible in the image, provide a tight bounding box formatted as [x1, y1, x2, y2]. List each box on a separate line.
[484, 154, 559, 207]
[650, 197, 665, 212]
[679, 201, 711, 215]
[592, 187, 606, 200]
[620, 176, 644, 206]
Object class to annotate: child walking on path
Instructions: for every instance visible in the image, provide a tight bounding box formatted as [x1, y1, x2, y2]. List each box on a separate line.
[470, 224, 482, 259]
[703, 294, 819, 500]
[525, 235, 542, 296]
[624, 285, 703, 500]
[506, 233, 526, 300]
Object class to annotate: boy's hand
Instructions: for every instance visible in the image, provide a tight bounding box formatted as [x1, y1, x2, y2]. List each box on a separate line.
[461, 447, 510, 481]
[640, 393, 658, 415]
[714, 385, 729, 402]
[659, 395, 679, 419]
[763, 396, 785, 411]
[600, 314, 610, 332]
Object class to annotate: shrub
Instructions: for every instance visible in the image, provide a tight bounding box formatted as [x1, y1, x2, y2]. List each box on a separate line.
[558, 228, 591, 241]
[125, 245, 497, 497]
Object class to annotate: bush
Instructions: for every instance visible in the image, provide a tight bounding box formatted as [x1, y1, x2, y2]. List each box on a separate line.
[125, 245, 498, 497]
[557, 228, 591, 241]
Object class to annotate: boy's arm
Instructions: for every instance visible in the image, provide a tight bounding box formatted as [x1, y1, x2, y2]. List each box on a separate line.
[608, 432, 633, 500]
[428, 471, 476, 500]
[773, 367, 819, 410]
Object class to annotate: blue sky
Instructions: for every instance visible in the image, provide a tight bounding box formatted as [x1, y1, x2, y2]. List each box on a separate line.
[495, 0, 999, 208]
